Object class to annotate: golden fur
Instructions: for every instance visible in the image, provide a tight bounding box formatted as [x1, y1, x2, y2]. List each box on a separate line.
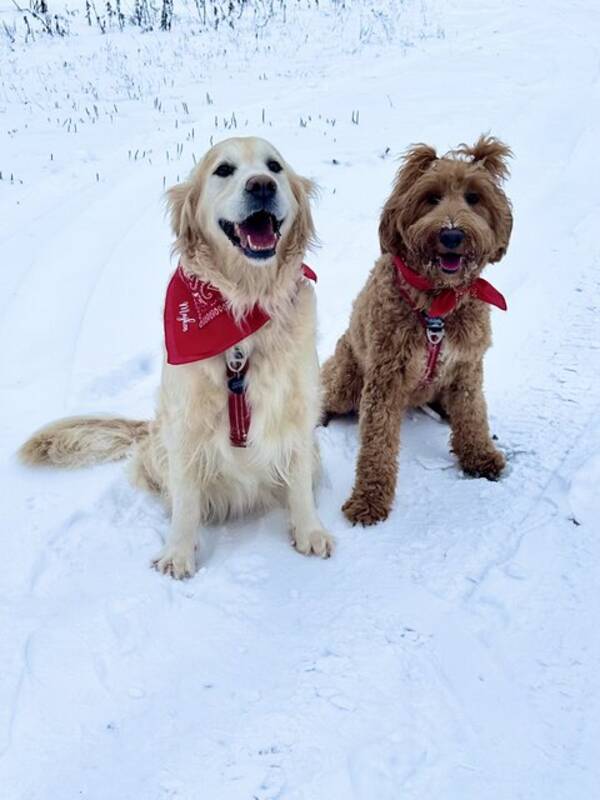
[322, 135, 513, 525]
[20, 137, 334, 577]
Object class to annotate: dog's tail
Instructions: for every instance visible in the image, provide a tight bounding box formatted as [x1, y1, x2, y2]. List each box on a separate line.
[18, 416, 150, 469]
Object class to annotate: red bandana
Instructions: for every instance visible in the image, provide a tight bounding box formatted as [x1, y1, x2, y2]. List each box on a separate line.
[164, 263, 317, 365]
[393, 256, 507, 317]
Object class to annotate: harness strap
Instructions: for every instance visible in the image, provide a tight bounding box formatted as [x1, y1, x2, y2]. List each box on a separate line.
[421, 333, 443, 386]
[396, 284, 445, 387]
[226, 347, 250, 447]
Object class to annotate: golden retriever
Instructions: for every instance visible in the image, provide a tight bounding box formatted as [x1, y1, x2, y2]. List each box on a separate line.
[19, 136, 334, 578]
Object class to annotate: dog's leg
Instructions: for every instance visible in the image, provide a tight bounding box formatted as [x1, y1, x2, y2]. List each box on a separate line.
[442, 361, 506, 480]
[288, 442, 334, 558]
[342, 368, 406, 526]
[153, 447, 202, 579]
[321, 334, 363, 425]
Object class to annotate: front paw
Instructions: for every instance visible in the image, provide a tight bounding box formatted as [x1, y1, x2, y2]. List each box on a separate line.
[292, 528, 335, 558]
[152, 545, 197, 579]
[459, 447, 506, 481]
[342, 490, 390, 526]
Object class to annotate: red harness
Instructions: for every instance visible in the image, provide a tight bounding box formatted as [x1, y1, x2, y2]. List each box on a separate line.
[164, 263, 317, 446]
[393, 256, 507, 386]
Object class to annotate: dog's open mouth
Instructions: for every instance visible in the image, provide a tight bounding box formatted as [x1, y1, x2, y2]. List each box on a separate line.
[219, 211, 282, 260]
[437, 253, 463, 274]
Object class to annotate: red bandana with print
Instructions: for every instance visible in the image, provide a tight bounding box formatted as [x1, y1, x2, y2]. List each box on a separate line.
[164, 263, 317, 365]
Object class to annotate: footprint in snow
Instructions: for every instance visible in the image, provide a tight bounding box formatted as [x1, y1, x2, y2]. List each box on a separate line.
[79, 353, 155, 401]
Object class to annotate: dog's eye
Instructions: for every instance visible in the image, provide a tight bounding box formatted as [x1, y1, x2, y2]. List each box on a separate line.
[267, 159, 283, 173]
[426, 193, 441, 205]
[214, 163, 236, 178]
[465, 191, 480, 205]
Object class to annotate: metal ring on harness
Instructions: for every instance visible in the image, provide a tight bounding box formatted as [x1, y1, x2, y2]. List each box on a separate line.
[424, 316, 445, 346]
[226, 346, 247, 374]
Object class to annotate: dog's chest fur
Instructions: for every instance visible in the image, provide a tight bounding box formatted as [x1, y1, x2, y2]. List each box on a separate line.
[349, 256, 493, 403]
[405, 301, 492, 394]
[153, 282, 320, 516]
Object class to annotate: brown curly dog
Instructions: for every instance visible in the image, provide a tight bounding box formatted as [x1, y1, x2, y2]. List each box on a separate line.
[322, 135, 513, 526]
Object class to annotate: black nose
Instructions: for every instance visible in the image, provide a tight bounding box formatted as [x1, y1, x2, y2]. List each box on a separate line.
[245, 176, 277, 202]
[439, 228, 465, 249]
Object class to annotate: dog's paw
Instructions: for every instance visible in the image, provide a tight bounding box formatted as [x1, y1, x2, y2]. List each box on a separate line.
[152, 545, 197, 579]
[342, 491, 390, 526]
[292, 528, 335, 558]
[459, 447, 506, 481]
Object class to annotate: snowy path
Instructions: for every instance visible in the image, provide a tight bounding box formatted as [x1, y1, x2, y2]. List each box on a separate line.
[1, 1, 600, 797]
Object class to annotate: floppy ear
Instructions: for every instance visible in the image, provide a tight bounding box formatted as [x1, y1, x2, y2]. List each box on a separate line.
[455, 135, 512, 182]
[490, 193, 514, 263]
[456, 135, 513, 261]
[379, 144, 437, 255]
[166, 178, 202, 255]
[285, 172, 317, 256]
[395, 144, 438, 191]
[378, 190, 403, 256]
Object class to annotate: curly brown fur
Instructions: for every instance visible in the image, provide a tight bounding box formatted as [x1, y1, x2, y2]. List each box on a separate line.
[322, 134, 513, 525]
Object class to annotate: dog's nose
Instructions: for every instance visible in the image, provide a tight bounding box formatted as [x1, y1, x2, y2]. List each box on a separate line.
[245, 175, 277, 201]
[439, 228, 465, 249]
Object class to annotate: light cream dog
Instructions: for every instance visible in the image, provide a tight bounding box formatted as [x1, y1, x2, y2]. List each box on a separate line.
[19, 136, 334, 578]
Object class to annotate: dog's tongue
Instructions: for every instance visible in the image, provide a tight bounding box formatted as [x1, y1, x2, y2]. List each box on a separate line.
[439, 253, 462, 273]
[236, 214, 277, 252]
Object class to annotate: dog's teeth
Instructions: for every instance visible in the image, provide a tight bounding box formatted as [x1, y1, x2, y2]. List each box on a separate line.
[247, 235, 273, 252]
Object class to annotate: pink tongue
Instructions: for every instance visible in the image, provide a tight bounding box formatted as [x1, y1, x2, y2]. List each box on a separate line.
[238, 217, 276, 250]
[440, 254, 461, 272]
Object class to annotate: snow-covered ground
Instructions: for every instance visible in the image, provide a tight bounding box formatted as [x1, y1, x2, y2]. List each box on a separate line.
[1, 1, 600, 797]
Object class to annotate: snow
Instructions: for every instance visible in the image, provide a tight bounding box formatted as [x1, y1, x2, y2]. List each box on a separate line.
[1, 0, 600, 797]
[569, 454, 600, 526]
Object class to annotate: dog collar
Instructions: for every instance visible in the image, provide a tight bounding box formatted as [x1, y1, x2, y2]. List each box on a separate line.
[393, 256, 507, 317]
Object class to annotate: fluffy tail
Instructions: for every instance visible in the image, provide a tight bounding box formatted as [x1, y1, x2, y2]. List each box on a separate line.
[18, 416, 150, 469]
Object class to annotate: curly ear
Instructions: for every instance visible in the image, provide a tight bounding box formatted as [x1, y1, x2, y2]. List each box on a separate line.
[379, 190, 404, 256]
[166, 178, 202, 256]
[454, 135, 512, 182]
[491, 192, 514, 263]
[396, 144, 438, 191]
[379, 144, 437, 255]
